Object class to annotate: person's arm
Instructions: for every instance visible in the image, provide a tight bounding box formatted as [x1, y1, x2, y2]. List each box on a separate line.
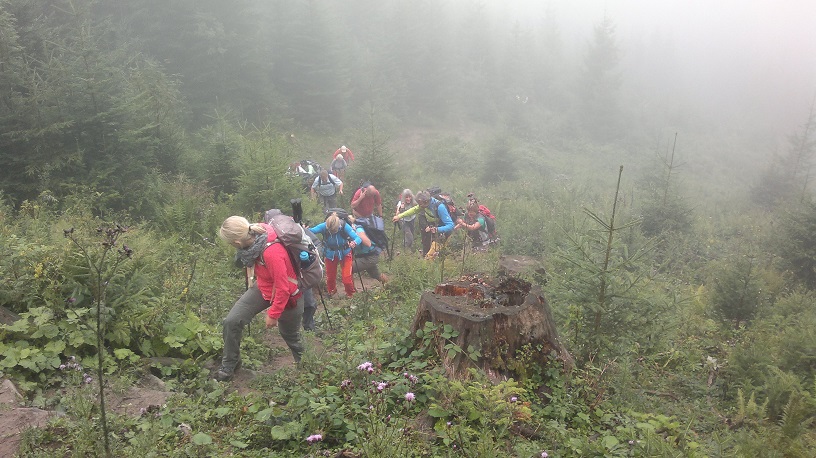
[356, 227, 372, 247]
[262, 244, 297, 320]
[374, 191, 383, 217]
[392, 204, 420, 222]
[334, 175, 344, 194]
[308, 222, 327, 235]
[436, 204, 455, 234]
[343, 223, 363, 246]
[350, 189, 363, 209]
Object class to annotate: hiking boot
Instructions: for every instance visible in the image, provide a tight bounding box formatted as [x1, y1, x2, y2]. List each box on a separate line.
[214, 359, 241, 382]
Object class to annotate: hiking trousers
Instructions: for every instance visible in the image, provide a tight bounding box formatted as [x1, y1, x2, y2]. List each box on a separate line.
[352, 253, 382, 279]
[302, 288, 317, 331]
[221, 286, 304, 372]
[325, 254, 356, 297]
[318, 194, 338, 212]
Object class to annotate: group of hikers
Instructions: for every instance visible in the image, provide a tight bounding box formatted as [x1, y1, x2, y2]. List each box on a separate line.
[212, 145, 498, 381]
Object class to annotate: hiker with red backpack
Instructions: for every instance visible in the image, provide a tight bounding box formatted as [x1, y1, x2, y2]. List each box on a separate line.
[392, 189, 455, 259]
[455, 193, 498, 250]
[215, 216, 306, 381]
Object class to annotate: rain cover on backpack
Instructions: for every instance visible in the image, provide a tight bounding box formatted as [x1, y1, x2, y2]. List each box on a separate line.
[263, 209, 324, 290]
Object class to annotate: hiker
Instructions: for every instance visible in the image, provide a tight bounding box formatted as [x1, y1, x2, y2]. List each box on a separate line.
[311, 170, 343, 212]
[333, 145, 355, 162]
[394, 189, 417, 250]
[455, 200, 491, 251]
[309, 212, 362, 298]
[350, 216, 389, 283]
[215, 216, 304, 381]
[351, 182, 383, 218]
[330, 153, 347, 180]
[392, 190, 455, 259]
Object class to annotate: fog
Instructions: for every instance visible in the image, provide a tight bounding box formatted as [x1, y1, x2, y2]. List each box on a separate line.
[496, 0, 816, 133]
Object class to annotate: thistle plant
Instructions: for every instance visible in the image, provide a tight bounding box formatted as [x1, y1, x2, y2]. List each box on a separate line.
[63, 224, 133, 457]
[349, 361, 422, 457]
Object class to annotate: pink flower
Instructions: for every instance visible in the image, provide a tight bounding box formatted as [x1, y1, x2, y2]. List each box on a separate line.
[306, 434, 323, 443]
[357, 361, 374, 372]
[404, 392, 415, 402]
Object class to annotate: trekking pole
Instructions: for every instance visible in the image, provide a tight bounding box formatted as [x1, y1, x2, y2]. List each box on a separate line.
[389, 222, 397, 263]
[353, 254, 370, 303]
[315, 286, 334, 330]
[439, 235, 446, 284]
[245, 267, 251, 335]
[461, 230, 467, 275]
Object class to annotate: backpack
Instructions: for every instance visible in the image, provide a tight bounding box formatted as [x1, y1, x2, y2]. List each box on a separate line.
[427, 186, 460, 220]
[355, 215, 390, 259]
[263, 209, 324, 290]
[478, 205, 497, 237]
[465, 193, 497, 238]
[325, 207, 351, 224]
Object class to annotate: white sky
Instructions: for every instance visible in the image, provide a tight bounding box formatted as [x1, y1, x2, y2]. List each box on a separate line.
[498, 0, 816, 130]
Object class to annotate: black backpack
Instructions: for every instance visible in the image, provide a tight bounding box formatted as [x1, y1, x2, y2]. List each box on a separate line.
[427, 186, 461, 220]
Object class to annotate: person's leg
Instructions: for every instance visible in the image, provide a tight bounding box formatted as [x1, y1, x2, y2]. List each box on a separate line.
[418, 214, 432, 256]
[341, 254, 356, 297]
[326, 194, 337, 209]
[220, 287, 268, 376]
[404, 219, 414, 249]
[324, 257, 338, 295]
[277, 296, 305, 362]
[301, 288, 317, 331]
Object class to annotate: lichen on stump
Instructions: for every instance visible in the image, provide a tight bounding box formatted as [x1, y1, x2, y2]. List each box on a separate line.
[410, 267, 572, 380]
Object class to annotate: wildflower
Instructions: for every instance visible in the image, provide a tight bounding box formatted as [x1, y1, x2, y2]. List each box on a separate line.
[446, 421, 452, 427]
[404, 392, 415, 402]
[139, 407, 147, 416]
[628, 440, 635, 445]
[510, 396, 518, 402]
[541, 452, 549, 458]
[59, 364, 66, 370]
[404, 372, 419, 384]
[306, 434, 323, 443]
[357, 361, 374, 373]
[84, 375, 93, 384]
[376, 382, 388, 392]
[340, 379, 352, 389]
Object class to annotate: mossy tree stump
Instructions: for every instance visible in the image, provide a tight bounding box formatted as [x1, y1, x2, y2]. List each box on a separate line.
[411, 256, 572, 379]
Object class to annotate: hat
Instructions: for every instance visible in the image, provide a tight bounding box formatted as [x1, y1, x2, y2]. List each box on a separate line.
[340, 146, 347, 152]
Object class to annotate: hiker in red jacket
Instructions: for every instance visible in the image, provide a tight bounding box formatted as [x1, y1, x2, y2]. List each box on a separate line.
[215, 216, 304, 381]
[332, 145, 355, 162]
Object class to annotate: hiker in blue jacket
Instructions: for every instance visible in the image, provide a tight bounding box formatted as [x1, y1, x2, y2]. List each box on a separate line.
[309, 212, 362, 298]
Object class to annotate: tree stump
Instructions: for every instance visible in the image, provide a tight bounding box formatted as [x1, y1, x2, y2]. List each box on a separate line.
[411, 257, 572, 380]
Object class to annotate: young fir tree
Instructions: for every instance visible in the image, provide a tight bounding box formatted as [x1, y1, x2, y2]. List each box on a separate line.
[347, 105, 399, 203]
[752, 101, 816, 207]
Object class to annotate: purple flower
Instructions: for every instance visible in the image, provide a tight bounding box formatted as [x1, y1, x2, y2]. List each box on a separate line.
[404, 372, 419, 384]
[376, 382, 388, 392]
[541, 452, 549, 458]
[306, 434, 323, 443]
[84, 376, 93, 384]
[404, 392, 415, 402]
[357, 361, 374, 372]
[59, 364, 66, 370]
[510, 396, 518, 402]
[340, 379, 352, 389]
